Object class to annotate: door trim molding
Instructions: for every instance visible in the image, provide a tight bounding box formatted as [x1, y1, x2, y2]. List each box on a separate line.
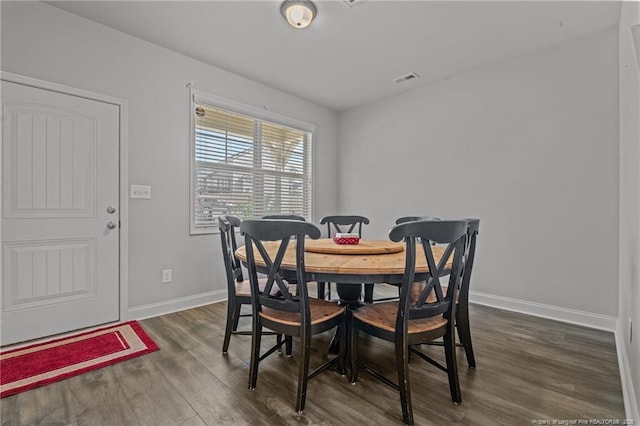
[1, 71, 130, 323]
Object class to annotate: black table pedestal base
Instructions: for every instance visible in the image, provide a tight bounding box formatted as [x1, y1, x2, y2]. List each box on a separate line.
[329, 283, 364, 354]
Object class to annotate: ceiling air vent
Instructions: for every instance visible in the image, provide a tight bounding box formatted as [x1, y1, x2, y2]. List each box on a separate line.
[342, 0, 364, 7]
[393, 72, 420, 84]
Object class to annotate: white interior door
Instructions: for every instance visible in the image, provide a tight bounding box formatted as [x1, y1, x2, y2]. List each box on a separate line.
[1, 80, 120, 346]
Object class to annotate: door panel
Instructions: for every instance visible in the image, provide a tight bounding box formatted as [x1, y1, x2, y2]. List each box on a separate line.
[1, 80, 120, 345]
[3, 238, 96, 311]
[6, 104, 95, 217]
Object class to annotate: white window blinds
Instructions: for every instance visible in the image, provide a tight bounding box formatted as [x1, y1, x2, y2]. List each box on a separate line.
[190, 95, 313, 234]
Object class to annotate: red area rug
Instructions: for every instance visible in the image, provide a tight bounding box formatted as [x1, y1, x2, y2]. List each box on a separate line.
[0, 321, 159, 398]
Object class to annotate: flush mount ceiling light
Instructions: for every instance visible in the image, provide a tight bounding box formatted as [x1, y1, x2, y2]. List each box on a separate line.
[281, 0, 317, 29]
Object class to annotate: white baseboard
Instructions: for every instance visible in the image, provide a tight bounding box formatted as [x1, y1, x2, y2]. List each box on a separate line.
[128, 290, 227, 321]
[616, 323, 640, 423]
[129, 289, 617, 331]
[469, 291, 617, 331]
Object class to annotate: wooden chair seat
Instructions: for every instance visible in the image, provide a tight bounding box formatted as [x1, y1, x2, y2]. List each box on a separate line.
[353, 302, 448, 334]
[236, 277, 280, 298]
[411, 283, 458, 303]
[261, 298, 345, 326]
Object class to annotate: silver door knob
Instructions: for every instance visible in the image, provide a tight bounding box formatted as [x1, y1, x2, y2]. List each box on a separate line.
[106, 206, 117, 214]
[106, 221, 117, 230]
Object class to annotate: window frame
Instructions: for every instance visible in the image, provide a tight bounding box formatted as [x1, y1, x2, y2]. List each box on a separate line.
[189, 88, 315, 235]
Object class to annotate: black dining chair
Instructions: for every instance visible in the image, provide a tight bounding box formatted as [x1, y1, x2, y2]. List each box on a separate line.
[395, 215, 441, 225]
[218, 215, 283, 355]
[241, 219, 347, 414]
[413, 218, 480, 368]
[350, 219, 467, 425]
[318, 215, 371, 302]
[456, 218, 480, 367]
[262, 214, 306, 221]
[365, 215, 443, 304]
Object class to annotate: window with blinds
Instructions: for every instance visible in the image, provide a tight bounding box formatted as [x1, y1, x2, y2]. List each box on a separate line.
[190, 96, 313, 234]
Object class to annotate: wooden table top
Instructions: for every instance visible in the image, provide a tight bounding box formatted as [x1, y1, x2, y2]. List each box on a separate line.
[235, 239, 446, 277]
[304, 239, 404, 255]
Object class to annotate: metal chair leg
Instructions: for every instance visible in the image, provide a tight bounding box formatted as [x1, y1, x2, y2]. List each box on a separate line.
[337, 323, 346, 376]
[350, 324, 359, 384]
[317, 282, 326, 300]
[456, 307, 476, 368]
[296, 332, 312, 413]
[222, 302, 240, 354]
[285, 335, 293, 357]
[248, 320, 262, 390]
[363, 283, 375, 303]
[396, 339, 414, 425]
[443, 331, 462, 404]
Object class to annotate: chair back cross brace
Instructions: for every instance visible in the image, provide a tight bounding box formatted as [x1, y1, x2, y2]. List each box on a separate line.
[250, 236, 303, 313]
[392, 221, 466, 327]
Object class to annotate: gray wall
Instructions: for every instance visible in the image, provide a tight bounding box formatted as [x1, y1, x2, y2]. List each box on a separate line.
[0, 1, 339, 312]
[2, 0, 635, 416]
[337, 28, 619, 318]
[618, 1, 640, 418]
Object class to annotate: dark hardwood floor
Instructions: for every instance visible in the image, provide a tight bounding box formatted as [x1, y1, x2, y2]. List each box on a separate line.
[1, 285, 625, 425]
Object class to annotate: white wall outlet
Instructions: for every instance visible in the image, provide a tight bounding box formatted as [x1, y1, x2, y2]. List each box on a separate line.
[162, 269, 172, 283]
[130, 184, 152, 199]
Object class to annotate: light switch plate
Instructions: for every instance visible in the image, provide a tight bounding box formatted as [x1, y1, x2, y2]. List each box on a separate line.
[130, 184, 151, 199]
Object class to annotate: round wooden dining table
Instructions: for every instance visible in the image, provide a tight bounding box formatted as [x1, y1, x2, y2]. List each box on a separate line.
[234, 238, 447, 288]
[235, 238, 449, 353]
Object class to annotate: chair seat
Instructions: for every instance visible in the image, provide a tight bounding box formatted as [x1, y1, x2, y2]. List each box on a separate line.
[411, 283, 459, 303]
[260, 298, 345, 326]
[353, 302, 448, 334]
[236, 277, 281, 298]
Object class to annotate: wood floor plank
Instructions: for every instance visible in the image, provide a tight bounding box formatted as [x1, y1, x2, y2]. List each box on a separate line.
[66, 367, 140, 425]
[143, 326, 272, 425]
[2, 379, 78, 425]
[0, 301, 626, 425]
[110, 354, 198, 425]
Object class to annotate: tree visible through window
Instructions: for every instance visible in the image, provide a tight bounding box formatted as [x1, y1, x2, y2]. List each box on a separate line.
[191, 99, 313, 234]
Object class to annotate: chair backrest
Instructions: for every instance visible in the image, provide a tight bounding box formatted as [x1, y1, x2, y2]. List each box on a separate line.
[389, 219, 467, 328]
[240, 219, 321, 325]
[395, 216, 440, 225]
[219, 215, 244, 297]
[320, 215, 369, 237]
[262, 214, 306, 221]
[458, 218, 480, 305]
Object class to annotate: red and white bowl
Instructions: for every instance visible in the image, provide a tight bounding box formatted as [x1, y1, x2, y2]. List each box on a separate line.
[333, 233, 360, 245]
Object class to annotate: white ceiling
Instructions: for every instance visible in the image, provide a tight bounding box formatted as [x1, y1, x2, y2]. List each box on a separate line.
[48, 0, 621, 111]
